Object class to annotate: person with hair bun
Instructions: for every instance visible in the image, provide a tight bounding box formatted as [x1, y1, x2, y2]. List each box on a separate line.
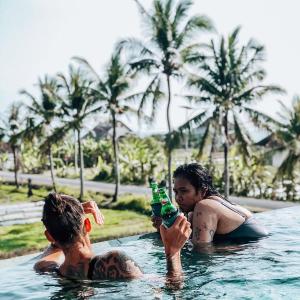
[152, 163, 268, 250]
[34, 192, 191, 281]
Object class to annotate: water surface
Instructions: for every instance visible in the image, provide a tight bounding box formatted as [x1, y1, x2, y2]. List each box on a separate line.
[1, 207, 300, 299]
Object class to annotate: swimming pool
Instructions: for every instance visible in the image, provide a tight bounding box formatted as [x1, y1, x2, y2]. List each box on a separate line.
[1, 206, 300, 299]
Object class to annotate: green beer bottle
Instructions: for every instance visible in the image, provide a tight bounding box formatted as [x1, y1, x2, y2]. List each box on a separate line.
[159, 187, 180, 228]
[149, 179, 162, 217]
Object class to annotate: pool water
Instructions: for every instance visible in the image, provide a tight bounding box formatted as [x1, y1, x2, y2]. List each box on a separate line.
[1, 207, 300, 299]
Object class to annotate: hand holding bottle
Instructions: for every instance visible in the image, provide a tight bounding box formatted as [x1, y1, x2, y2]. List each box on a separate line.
[160, 213, 192, 257]
[151, 215, 162, 232]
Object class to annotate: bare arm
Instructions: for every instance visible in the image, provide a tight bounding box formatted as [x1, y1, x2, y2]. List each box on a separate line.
[160, 214, 192, 279]
[191, 203, 218, 253]
[91, 251, 143, 280]
[34, 244, 64, 272]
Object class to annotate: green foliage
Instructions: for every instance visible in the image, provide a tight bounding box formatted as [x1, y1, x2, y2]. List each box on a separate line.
[119, 135, 166, 184]
[0, 208, 153, 258]
[229, 151, 275, 198]
[182, 27, 284, 162]
[83, 137, 102, 168]
[0, 152, 8, 170]
[112, 194, 151, 215]
[0, 183, 51, 204]
[20, 142, 45, 174]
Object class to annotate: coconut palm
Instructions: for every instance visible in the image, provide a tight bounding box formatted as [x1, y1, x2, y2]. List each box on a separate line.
[0, 103, 24, 188]
[20, 75, 61, 191]
[259, 96, 300, 200]
[73, 48, 140, 202]
[55, 65, 103, 200]
[120, 0, 213, 198]
[181, 27, 284, 197]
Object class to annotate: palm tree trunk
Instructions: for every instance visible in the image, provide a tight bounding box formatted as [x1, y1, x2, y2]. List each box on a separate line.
[166, 75, 173, 201]
[223, 111, 230, 198]
[208, 128, 217, 172]
[112, 111, 120, 202]
[12, 145, 19, 189]
[77, 129, 84, 201]
[74, 130, 78, 174]
[48, 146, 57, 192]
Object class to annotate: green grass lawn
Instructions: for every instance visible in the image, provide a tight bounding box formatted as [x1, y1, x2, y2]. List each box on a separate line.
[0, 183, 110, 205]
[0, 182, 154, 259]
[0, 184, 47, 204]
[0, 208, 154, 259]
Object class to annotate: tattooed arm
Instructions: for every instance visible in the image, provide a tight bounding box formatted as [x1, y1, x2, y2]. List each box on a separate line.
[191, 202, 218, 253]
[90, 216, 191, 281]
[90, 251, 143, 280]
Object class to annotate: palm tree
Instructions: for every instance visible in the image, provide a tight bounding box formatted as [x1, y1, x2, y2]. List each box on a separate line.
[181, 27, 284, 197]
[20, 75, 61, 191]
[55, 65, 102, 200]
[258, 96, 300, 200]
[73, 48, 139, 202]
[120, 0, 213, 198]
[0, 103, 24, 188]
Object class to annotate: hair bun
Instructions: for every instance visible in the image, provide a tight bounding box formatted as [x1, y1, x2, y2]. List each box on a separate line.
[45, 192, 66, 215]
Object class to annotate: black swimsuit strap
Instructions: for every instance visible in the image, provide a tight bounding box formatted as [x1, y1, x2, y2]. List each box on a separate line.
[87, 256, 98, 280]
[208, 197, 247, 219]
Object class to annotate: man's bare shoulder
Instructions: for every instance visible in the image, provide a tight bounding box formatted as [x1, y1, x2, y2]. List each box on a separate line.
[90, 250, 143, 280]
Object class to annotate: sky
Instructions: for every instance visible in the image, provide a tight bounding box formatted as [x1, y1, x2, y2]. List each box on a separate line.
[0, 0, 299, 134]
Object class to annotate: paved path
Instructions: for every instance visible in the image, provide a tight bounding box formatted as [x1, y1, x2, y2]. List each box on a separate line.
[0, 170, 298, 226]
[0, 201, 43, 226]
[0, 170, 146, 195]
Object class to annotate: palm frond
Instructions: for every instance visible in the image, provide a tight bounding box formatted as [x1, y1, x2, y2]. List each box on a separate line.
[243, 106, 282, 130]
[176, 15, 213, 48]
[179, 109, 211, 131]
[72, 56, 101, 82]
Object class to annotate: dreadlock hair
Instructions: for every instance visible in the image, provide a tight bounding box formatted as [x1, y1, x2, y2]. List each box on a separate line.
[42, 192, 84, 247]
[173, 163, 225, 200]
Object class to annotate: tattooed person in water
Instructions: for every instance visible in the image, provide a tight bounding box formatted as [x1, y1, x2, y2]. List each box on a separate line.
[152, 163, 268, 252]
[34, 193, 191, 280]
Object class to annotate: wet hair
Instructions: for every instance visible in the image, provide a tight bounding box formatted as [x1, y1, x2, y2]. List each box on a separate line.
[173, 163, 223, 199]
[42, 192, 84, 247]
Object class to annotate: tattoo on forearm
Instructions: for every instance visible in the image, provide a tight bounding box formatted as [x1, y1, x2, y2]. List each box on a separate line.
[91, 251, 142, 280]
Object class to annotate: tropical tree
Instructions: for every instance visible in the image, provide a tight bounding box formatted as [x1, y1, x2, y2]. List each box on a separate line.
[120, 0, 213, 198]
[119, 135, 166, 184]
[73, 48, 139, 202]
[181, 27, 284, 197]
[55, 65, 103, 200]
[0, 103, 24, 188]
[20, 75, 61, 191]
[258, 96, 300, 200]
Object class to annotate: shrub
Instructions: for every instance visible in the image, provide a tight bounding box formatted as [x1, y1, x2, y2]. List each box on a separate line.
[111, 194, 151, 215]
